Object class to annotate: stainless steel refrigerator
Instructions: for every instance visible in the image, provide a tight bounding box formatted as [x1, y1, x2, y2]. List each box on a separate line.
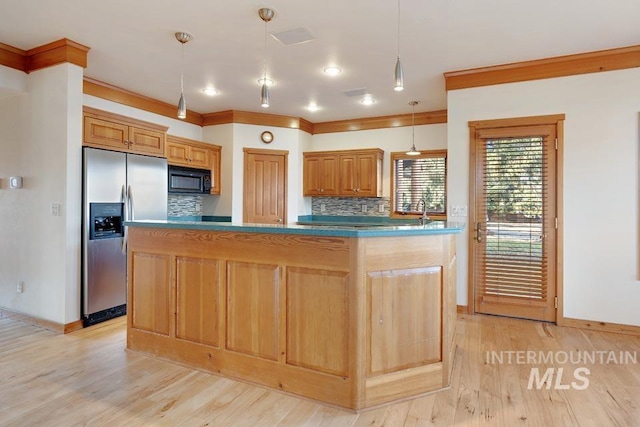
[82, 147, 167, 326]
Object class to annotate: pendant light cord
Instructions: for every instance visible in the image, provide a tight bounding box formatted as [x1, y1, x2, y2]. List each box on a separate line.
[263, 19, 268, 81]
[397, 0, 401, 60]
[180, 42, 185, 93]
[412, 102, 415, 145]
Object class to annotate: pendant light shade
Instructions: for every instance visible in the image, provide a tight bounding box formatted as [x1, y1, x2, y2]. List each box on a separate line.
[393, 0, 404, 92]
[258, 8, 275, 108]
[406, 101, 420, 156]
[260, 82, 270, 108]
[175, 32, 192, 120]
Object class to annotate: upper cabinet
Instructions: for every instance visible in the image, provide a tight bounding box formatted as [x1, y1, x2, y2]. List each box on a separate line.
[303, 153, 338, 196]
[303, 149, 383, 197]
[83, 107, 167, 157]
[166, 135, 222, 195]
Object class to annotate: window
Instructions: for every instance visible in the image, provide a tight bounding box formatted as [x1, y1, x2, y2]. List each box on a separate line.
[391, 150, 447, 218]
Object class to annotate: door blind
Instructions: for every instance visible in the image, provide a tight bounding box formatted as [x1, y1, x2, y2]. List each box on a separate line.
[478, 136, 548, 302]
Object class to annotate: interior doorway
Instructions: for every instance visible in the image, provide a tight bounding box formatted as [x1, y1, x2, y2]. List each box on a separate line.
[243, 148, 288, 224]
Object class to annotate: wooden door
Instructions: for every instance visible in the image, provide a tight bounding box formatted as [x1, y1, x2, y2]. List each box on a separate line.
[243, 148, 287, 224]
[470, 120, 559, 322]
[83, 116, 129, 151]
[188, 145, 211, 169]
[166, 141, 190, 166]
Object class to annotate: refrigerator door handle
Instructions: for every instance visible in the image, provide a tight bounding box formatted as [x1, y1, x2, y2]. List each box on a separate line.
[128, 185, 135, 221]
[122, 184, 128, 254]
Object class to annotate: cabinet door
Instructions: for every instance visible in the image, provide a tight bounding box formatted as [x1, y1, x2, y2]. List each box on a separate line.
[303, 155, 323, 196]
[166, 141, 190, 167]
[83, 116, 129, 151]
[189, 145, 211, 169]
[128, 126, 165, 157]
[338, 154, 358, 195]
[355, 153, 377, 196]
[319, 156, 338, 195]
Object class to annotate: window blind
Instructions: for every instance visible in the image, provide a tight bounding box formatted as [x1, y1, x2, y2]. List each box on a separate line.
[393, 154, 446, 214]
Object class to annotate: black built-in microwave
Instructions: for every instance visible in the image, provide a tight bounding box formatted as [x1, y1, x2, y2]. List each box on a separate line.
[168, 165, 211, 194]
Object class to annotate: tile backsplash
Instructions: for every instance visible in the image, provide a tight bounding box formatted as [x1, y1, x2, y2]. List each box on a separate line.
[168, 194, 203, 217]
[311, 197, 390, 217]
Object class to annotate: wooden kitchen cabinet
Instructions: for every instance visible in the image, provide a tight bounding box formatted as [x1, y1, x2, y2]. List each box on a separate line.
[83, 107, 167, 157]
[303, 149, 382, 197]
[166, 135, 222, 195]
[338, 150, 383, 197]
[303, 153, 338, 196]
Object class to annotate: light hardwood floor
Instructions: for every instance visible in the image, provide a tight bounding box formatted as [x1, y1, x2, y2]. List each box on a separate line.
[1, 314, 639, 426]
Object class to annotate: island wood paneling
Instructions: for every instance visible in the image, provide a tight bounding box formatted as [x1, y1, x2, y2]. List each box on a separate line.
[286, 267, 349, 377]
[226, 261, 280, 361]
[176, 256, 221, 347]
[130, 252, 170, 336]
[126, 226, 456, 410]
[367, 267, 442, 376]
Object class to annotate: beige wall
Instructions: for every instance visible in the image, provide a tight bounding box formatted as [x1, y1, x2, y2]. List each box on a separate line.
[448, 67, 640, 326]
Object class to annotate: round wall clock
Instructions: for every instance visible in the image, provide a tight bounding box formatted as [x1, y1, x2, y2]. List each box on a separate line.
[260, 131, 274, 144]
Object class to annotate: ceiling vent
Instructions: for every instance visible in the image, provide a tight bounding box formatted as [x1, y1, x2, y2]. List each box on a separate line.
[271, 28, 315, 46]
[342, 88, 369, 97]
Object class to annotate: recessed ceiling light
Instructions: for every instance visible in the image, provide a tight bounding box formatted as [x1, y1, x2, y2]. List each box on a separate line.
[307, 103, 319, 112]
[201, 87, 219, 96]
[323, 66, 342, 76]
[257, 78, 275, 86]
[360, 95, 375, 105]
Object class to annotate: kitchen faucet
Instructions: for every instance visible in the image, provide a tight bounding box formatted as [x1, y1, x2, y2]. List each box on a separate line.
[416, 199, 430, 225]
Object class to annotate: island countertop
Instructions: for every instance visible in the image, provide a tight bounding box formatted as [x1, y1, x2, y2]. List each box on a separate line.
[124, 219, 464, 237]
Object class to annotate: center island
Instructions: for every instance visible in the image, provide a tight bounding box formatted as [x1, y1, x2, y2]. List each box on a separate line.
[125, 219, 463, 410]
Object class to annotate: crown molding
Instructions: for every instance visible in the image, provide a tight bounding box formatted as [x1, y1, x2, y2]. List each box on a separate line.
[83, 78, 204, 126]
[0, 39, 89, 73]
[0, 42, 27, 71]
[444, 44, 640, 91]
[312, 110, 448, 134]
[26, 38, 90, 73]
[202, 110, 314, 133]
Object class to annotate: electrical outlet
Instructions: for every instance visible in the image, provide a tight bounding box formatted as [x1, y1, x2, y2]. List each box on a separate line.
[17, 281, 23, 293]
[460, 206, 468, 216]
[51, 203, 61, 216]
[362, 204, 368, 213]
[378, 204, 385, 213]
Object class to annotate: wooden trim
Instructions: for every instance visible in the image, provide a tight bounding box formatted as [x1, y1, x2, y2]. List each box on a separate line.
[83, 77, 204, 126]
[0, 306, 82, 334]
[444, 44, 640, 91]
[242, 147, 289, 156]
[456, 305, 468, 314]
[202, 109, 312, 131]
[556, 120, 565, 324]
[559, 317, 640, 337]
[469, 114, 566, 130]
[26, 38, 90, 72]
[467, 124, 478, 313]
[0, 42, 27, 71]
[83, 106, 169, 132]
[313, 110, 448, 134]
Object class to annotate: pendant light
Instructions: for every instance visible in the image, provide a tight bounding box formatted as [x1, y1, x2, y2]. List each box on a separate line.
[393, 0, 404, 92]
[406, 101, 420, 155]
[175, 32, 192, 120]
[258, 8, 275, 108]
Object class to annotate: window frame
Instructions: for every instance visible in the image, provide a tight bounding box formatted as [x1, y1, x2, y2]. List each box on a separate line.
[390, 149, 448, 220]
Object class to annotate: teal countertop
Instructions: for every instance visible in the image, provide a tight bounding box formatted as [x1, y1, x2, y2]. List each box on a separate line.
[125, 218, 464, 238]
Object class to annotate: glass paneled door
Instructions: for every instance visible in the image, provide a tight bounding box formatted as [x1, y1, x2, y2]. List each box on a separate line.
[470, 123, 558, 322]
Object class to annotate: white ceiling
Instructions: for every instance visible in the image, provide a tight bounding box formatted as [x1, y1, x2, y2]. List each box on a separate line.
[1, 0, 639, 122]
